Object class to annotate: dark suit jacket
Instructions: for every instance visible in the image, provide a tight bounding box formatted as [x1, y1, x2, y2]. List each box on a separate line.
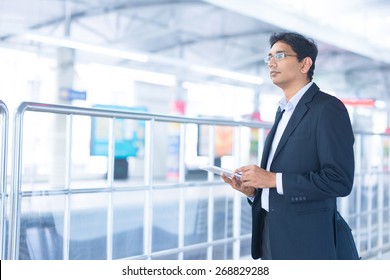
[251, 83, 355, 260]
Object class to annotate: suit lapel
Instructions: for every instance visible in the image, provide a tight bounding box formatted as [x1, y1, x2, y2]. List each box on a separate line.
[270, 83, 319, 165]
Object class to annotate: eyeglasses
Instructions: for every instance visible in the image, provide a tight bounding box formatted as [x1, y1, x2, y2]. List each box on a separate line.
[264, 52, 298, 63]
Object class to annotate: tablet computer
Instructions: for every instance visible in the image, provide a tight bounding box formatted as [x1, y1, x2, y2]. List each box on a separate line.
[199, 165, 241, 179]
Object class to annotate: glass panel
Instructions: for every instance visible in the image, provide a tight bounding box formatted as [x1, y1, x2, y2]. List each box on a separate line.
[112, 117, 146, 186]
[213, 188, 233, 240]
[112, 191, 145, 259]
[152, 253, 178, 260]
[165, 122, 181, 183]
[88, 115, 138, 189]
[184, 187, 208, 246]
[249, 127, 260, 164]
[384, 175, 390, 207]
[152, 189, 179, 252]
[241, 197, 252, 235]
[384, 205, 389, 224]
[349, 216, 357, 229]
[196, 124, 235, 171]
[348, 182, 359, 215]
[71, 115, 94, 182]
[371, 182, 378, 211]
[183, 248, 207, 260]
[384, 229, 389, 245]
[184, 123, 208, 182]
[68, 193, 108, 260]
[213, 243, 233, 260]
[240, 238, 251, 258]
[19, 195, 65, 260]
[21, 112, 65, 191]
[151, 122, 174, 185]
[361, 184, 369, 212]
[361, 215, 368, 228]
[370, 228, 378, 249]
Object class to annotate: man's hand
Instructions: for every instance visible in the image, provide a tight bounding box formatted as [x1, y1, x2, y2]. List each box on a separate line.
[221, 173, 256, 197]
[236, 165, 276, 189]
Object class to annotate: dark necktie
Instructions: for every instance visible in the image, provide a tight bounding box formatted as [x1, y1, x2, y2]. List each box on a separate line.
[270, 107, 285, 141]
[274, 107, 285, 126]
[261, 107, 285, 166]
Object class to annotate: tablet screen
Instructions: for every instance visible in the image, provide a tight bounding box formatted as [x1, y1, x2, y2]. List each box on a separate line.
[199, 165, 240, 179]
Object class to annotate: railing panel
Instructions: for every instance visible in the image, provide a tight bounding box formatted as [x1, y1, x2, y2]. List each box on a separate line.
[339, 132, 390, 259]
[6, 102, 268, 260]
[2, 101, 390, 260]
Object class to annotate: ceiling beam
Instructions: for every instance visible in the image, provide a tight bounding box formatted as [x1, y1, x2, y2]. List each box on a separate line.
[0, 0, 198, 41]
[202, 0, 390, 64]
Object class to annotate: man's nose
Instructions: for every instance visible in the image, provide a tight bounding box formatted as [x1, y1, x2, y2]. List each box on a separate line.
[267, 56, 277, 66]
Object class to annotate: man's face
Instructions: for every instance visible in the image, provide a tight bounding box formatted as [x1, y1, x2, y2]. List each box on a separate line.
[267, 41, 303, 88]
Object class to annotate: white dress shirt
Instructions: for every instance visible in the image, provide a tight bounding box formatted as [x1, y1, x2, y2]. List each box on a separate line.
[261, 82, 313, 211]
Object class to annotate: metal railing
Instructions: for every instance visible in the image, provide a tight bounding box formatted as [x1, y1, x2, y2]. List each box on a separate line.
[1, 101, 389, 260]
[7, 102, 269, 260]
[346, 132, 390, 259]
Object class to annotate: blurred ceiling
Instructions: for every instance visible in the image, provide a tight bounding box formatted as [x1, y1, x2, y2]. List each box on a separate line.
[0, 0, 390, 101]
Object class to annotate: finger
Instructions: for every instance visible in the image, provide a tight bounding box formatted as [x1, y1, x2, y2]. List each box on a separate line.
[221, 174, 234, 185]
[235, 165, 250, 173]
[221, 174, 229, 183]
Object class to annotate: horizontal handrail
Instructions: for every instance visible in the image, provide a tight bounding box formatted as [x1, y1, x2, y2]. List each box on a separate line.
[17, 101, 272, 128]
[18, 102, 390, 136]
[17, 180, 227, 197]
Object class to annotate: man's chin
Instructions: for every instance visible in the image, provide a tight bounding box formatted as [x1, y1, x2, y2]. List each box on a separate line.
[270, 77, 280, 85]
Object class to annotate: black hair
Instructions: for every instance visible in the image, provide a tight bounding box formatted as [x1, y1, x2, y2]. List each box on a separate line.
[269, 32, 318, 81]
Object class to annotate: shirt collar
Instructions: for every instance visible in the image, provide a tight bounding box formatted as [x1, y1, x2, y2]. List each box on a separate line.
[279, 81, 313, 112]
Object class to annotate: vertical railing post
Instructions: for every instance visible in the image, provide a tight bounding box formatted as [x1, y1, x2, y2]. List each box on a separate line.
[106, 118, 116, 260]
[143, 119, 154, 259]
[206, 125, 215, 259]
[354, 133, 362, 254]
[178, 123, 186, 260]
[62, 114, 73, 260]
[232, 125, 242, 259]
[8, 105, 26, 260]
[377, 135, 385, 257]
[0, 101, 9, 260]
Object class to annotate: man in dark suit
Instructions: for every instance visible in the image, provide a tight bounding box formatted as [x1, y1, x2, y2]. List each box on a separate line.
[222, 32, 355, 260]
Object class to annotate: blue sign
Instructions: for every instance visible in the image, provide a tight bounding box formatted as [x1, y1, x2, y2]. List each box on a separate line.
[90, 105, 147, 158]
[60, 88, 87, 101]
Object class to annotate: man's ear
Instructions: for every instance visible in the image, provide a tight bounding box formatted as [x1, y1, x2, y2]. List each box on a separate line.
[301, 57, 313, 74]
